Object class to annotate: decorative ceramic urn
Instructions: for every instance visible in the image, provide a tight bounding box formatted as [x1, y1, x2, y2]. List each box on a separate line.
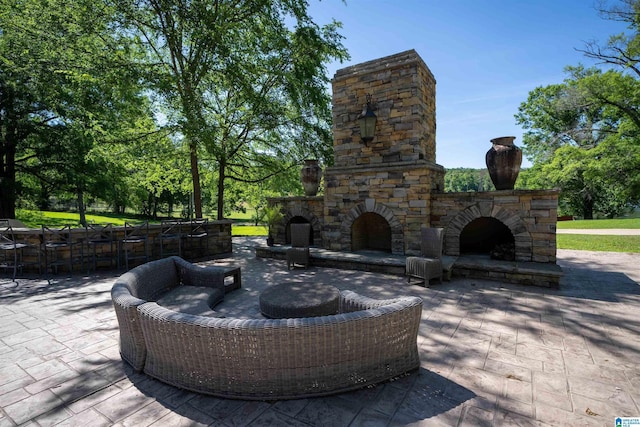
[485, 136, 522, 190]
[301, 159, 322, 196]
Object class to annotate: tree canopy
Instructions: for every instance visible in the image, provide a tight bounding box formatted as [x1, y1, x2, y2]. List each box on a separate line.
[0, 0, 347, 220]
[515, 1, 640, 218]
[444, 168, 495, 192]
[0, 0, 154, 221]
[111, 0, 347, 219]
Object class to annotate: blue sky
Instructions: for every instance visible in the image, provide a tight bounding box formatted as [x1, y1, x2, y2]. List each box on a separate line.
[309, 0, 630, 169]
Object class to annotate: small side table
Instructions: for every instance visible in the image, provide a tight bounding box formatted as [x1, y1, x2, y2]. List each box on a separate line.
[259, 282, 340, 319]
[221, 266, 241, 293]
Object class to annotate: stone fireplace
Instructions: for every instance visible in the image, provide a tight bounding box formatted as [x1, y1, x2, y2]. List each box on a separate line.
[266, 50, 560, 287]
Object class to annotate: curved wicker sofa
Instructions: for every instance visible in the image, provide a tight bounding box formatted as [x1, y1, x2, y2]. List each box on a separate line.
[111, 257, 423, 400]
[111, 256, 228, 372]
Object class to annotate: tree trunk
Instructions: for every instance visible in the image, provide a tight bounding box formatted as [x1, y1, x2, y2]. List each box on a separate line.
[77, 189, 87, 227]
[0, 137, 16, 217]
[189, 140, 203, 219]
[217, 160, 226, 220]
[0, 179, 16, 219]
[0, 167, 16, 219]
[151, 193, 158, 218]
[0, 90, 18, 219]
[37, 184, 50, 211]
[582, 194, 594, 219]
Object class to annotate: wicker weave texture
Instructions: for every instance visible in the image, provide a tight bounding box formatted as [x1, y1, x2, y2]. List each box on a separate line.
[286, 223, 311, 269]
[406, 227, 444, 285]
[420, 227, 444, 259]
[111, 285, 147, 371]
[290, 223, 311, 247]
[259, 283, 341, 318]
[137, 290, 422, 400]
[111, 256, 227, 372]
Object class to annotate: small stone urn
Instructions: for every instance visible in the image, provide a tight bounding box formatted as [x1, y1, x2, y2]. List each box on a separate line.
[485, 136, 522, 190]
[301, 159, 322, 196]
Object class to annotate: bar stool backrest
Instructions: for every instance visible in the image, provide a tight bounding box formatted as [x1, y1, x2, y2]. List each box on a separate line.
[123, 221, 149, 242]
[42, 225, 72, 246]
[1, 222, 16, 248]
[420, 227, 444, 259]
[87, 223, 113, 243]
[188, 218, 208, 237]
[160, 220, 182, 238]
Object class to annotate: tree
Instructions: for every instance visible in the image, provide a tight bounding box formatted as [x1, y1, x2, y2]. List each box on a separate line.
[0, 0, 150, 220]
[444, 168, 495, 192]
[581, 0, 640, 80]
[115, 0, 347, 219]
[515, 66, 640, 218]
[512, 1, 640, 218]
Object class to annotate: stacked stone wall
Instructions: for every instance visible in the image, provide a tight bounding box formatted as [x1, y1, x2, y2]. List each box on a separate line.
[324, 50, 443, 254]
[331, 49, 437, 166]
[430, 190, 559, 263]
[267, 196, 324, 246]
[323, 162, 444, 254]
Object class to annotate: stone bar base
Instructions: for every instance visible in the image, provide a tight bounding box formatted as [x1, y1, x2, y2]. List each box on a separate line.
[5, 221, 232, 274]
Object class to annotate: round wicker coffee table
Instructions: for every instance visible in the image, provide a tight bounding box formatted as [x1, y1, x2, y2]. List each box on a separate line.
[259, 282, 340, 319]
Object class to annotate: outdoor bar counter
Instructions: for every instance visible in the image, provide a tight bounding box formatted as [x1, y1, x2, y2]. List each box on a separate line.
[5, 220, 233, 275]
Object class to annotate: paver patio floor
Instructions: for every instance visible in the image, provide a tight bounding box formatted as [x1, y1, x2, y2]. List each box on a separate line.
[1, 237, 639, 426]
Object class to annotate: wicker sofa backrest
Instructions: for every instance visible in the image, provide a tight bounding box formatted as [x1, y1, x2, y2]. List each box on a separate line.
[118, 257, 180, 301]
[110, 257, 180, 371]
[136, 290, 423, 400]
[172, 256, 225, 289]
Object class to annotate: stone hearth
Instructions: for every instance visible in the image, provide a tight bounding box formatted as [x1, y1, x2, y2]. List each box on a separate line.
[264, 50, 561, 287]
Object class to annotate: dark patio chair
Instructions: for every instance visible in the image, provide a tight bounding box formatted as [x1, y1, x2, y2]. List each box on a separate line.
[406, 226, 444, 286]
[183, 218, 208, 260]
[286, 223, 311, 270]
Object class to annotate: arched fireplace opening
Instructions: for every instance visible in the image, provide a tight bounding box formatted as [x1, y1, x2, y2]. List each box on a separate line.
[351, 212, 391, 253]
[286, 216, 313, 245]
[460, 217, 515, 261]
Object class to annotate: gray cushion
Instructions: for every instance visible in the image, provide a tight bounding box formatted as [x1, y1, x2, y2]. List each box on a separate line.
[157, 286, 225, 317]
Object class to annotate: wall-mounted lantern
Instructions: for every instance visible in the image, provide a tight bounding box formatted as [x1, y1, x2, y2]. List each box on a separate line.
[358, 93, 377, 144]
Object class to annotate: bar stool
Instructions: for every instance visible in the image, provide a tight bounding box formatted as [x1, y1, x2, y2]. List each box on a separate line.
[118, 221, 149, 270]
[1, 221, 38, 281]
[86, 223, 116, 272]
[159, 219, 183, 259]
[42, 225, 83, 275]
[183, 218, 208, 260]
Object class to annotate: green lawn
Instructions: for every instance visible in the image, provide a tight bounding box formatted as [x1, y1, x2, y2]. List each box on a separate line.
[557, 234, 640, 253]
[17, 209, 130, 228]
[227, 210, 256, 222]
[232, 225, 267, 236]
[16, 209, 268, 236]
[557, 217, 640, 229]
